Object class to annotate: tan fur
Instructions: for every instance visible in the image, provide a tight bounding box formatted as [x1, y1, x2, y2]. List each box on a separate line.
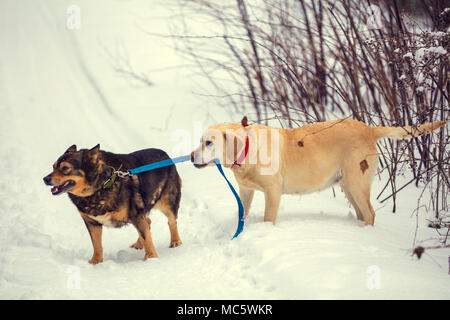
[63, 176, 96, 197]
[128, 192, 183, 250]
[154, 193, 183, 248]
[50, 164, 95, 197]
[79, 212, 103, 264]
[133, 215, 158, 259]
[85, 205, 129, 228]
[129, 217, 152, 250]
[372, 120, 447, 139]
[193, 118, 447, 226]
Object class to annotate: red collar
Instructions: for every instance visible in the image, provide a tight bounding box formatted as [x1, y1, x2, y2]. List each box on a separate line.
[231, 118, 249, 168]
[231, 135, 249, 168]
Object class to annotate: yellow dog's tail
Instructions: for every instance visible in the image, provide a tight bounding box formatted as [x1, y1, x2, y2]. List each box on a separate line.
[373, 120, 448, 140]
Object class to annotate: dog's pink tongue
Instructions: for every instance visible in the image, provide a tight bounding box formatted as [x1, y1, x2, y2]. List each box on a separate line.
[51, 186, 58, 194]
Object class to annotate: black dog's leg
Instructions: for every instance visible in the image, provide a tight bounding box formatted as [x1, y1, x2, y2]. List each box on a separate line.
[80, 214, 103, 264]
[131, 214, 158, 260]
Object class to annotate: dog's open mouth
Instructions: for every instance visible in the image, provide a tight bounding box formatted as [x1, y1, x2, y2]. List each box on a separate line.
[50, 180, 75, 195]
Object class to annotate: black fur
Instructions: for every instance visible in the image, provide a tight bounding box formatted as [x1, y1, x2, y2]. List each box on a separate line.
[67, 148, 181, 227]
[44, 145, 183, 262]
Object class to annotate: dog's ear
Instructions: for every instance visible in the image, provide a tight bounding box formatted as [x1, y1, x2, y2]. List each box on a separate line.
[223, 130, 245, 165]
[241, 116, 248, 127]
[65, 145, 77, 154]
[86, 144, 100, 162]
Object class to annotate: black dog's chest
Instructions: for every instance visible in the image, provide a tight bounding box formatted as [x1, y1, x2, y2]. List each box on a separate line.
[85, 207, 129, 228]
[69, 189, 120, 216]
[79, 200, 111, 216]
[70, 193, 129, 228]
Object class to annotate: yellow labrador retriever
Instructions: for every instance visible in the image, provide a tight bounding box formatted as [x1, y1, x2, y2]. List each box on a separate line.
[191, 118, 447, 226]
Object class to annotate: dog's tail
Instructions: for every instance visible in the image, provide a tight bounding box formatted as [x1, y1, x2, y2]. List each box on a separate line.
[372, 120, 448, 140]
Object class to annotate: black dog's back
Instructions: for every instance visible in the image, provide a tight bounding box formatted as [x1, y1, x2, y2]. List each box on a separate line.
[115, 148, 181, 216]
[127, 148, 170, 167]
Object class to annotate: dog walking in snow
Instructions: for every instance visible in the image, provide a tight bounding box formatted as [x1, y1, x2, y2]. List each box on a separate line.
[43, 145, 182, 264]
[191, 117, 447, 226]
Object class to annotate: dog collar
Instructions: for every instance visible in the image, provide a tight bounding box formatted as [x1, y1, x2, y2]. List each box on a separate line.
[103, 164, 127, 189]
[231, 135, 249, 168]
[231, 117, 250, 168]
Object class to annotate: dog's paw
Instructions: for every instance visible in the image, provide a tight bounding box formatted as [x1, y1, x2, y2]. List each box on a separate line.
[89, 256, 103, 265]
[144, 252, 159, 260]
[169, 239, 183, 248]
[130, 241, 144, 250]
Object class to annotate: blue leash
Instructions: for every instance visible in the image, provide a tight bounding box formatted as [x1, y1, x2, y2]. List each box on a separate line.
[213, 159, 245, 239]
[129, 155, 191, 175]
[127, 155, 245, 239]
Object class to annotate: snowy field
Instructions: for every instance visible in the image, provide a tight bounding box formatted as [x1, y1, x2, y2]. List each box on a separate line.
[0, 0, 449, 300]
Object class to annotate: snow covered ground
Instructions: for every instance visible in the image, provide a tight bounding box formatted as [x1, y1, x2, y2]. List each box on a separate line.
[0, 0, 449, 300]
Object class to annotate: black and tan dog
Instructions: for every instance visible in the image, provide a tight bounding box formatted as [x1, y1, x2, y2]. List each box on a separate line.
[43, 144, 182, 264]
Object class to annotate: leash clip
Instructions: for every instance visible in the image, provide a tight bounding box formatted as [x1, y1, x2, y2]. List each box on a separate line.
[103, 165, 131, 190]
[116, 170, 131, 178]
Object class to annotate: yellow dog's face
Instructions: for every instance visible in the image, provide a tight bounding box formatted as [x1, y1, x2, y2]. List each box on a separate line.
[190, 125, 248, 168]
[191, 123, 281, 175]
[190, 128, 224, 168]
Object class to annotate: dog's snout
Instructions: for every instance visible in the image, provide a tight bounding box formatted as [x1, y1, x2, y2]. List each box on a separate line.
[43, 175, 52, 185]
